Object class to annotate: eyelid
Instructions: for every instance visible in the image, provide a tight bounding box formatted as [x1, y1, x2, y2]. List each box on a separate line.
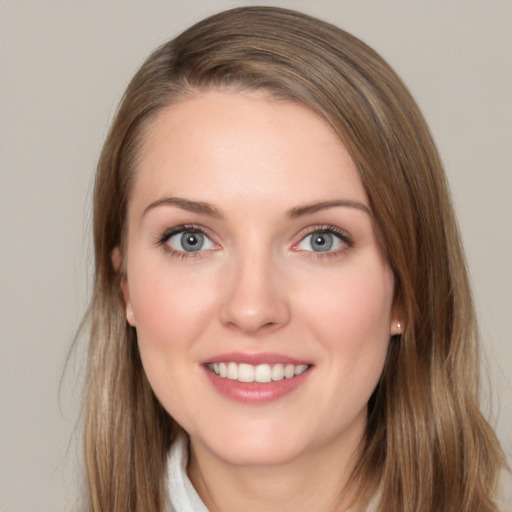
[156, 224, 220, 256]
[155, 223, 352, 258]
[291, 225, 353, 255]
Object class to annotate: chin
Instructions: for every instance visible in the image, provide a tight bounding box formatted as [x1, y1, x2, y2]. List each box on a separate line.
[193, 421, 318, 467]
[215, 440, 303, 467]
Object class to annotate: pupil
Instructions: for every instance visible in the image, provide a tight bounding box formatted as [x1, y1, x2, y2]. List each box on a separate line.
[311, 233, 333, 252]
[181, 232, 203, 252]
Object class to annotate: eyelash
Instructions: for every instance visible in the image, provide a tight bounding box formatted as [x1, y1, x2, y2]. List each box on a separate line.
[156, 224, 214, 259]
[155, 224, 353, 259]
[293, 225, 353, 259]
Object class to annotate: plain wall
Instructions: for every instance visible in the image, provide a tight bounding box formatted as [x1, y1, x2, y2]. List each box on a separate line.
[1, 1, 511, 510]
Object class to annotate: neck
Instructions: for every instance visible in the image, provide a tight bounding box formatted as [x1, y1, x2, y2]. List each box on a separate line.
[187, 418, 365, 512]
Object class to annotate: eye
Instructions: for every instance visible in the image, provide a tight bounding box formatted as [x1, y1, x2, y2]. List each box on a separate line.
[164, 229, 216, 253]
[294, 228, 350, 254]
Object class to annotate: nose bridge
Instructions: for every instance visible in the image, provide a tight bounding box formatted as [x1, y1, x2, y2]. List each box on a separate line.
[219, 242, 290, 334]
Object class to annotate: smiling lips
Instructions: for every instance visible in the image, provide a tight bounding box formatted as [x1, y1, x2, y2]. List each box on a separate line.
[207, 362, 310, 383]
[203, 355, 313, 403]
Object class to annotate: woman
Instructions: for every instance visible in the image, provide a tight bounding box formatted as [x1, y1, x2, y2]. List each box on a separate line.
[83, 6, 509, 511]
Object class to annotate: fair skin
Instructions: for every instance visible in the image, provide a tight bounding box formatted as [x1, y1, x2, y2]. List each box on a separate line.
[119, 90, 400, 512]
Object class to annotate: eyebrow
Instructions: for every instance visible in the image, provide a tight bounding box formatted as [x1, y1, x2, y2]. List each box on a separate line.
[143, 197, 223, 218]
[286, 200, 371, 218]
[142, 197, 371, 219]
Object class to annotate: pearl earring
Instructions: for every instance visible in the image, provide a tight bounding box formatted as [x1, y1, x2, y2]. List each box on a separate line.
[391, 321, 402, 336]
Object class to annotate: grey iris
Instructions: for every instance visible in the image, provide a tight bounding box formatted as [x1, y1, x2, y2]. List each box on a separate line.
[311, 233, 333, 252]
[181, 232, 204, 252]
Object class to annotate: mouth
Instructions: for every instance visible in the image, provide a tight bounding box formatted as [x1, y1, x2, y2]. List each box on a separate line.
[206, 362, 311, 383]
[201, 353, 314, 403]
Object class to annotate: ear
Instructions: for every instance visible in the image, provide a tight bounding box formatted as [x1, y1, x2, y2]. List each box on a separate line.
[111, 247, 136, 327]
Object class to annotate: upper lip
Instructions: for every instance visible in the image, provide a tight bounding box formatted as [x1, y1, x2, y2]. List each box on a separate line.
[201, 352, 311, 366]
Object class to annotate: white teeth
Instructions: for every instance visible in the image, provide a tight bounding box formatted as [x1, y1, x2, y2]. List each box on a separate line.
[227, 362, 238, 380]
[255, 364, 272, 383]
[208, 362, 309, 383]
[295, 364, 308, 375]
[284, 364, 295, 379]
[271, 363, 285, 381]
[238, 363, 254, 383]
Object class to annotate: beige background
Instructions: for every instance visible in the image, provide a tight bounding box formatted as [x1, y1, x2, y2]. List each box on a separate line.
[1, 1, 511, 510]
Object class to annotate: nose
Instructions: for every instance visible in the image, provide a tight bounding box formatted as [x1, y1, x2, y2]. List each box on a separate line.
[219, 250, 291, 336]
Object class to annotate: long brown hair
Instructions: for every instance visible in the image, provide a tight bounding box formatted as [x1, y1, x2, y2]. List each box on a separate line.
[83, 6, 505, 511]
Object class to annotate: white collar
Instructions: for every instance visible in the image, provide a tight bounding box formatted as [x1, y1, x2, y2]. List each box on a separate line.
[166, 431, 209, 512]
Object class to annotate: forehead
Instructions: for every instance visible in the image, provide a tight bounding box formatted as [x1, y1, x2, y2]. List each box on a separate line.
[131, 90, 368, 213]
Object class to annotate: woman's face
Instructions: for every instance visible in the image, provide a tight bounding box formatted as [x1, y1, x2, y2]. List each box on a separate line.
[121, 90, 399, 468]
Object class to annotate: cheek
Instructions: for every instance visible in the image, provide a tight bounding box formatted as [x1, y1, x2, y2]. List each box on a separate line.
[125, 256, 224, 423]
[303, 263, 393, 338]
[299, 264, 393, 420]
[127, 255, 217, 347]
[125, 258, 217, 418]
[298, 260, 394, 385]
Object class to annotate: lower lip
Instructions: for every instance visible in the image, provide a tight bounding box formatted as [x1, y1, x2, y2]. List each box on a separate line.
[203, 366, 312, 404]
